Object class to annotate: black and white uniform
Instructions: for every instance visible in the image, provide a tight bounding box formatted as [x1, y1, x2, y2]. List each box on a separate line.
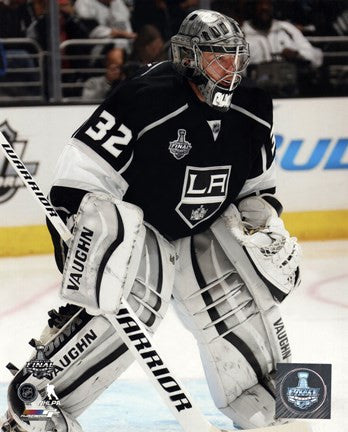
[73, 61, 275, 240]
[8, 62, 289, 431]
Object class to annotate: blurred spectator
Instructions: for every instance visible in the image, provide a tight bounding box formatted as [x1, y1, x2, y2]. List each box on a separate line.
[0, 0, 33, 38]
[242, 0, 323, 67]
[241, 0, 323, 97]
[129, 24, 165, 64]
[82, 46, 126, 100]
[31, 0, 47, 18]
[74, 0, 137, 44]
[0, 42, 6, 77]
[267, 0, 348, 36]
[210, 0, 248, 25]
[165, 0, 199, 35]
[26, 0, 99, 99]
[132, 0, 198, 41]
[0, 0, 42, 99]
[132, 0, 171, 40]
[27, 0, 97, 50]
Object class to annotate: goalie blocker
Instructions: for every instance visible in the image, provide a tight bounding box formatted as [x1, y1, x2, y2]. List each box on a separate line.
[5, 200, 301, 431]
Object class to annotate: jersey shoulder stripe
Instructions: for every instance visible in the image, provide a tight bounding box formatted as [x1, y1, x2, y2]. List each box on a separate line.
[232, 85, 273, 127]
[230, 103, 271, 129]
[139, 61, 169, 77]
[137, 103, 189, 139]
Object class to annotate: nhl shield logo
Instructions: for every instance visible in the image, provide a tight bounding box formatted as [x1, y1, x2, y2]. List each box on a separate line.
[0, 121, 38, 204]
[169, 129, 192, 160]
[17, 383, 38, 403]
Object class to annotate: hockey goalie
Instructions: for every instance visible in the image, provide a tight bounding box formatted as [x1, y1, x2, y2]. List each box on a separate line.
[1, 9, 301, 432]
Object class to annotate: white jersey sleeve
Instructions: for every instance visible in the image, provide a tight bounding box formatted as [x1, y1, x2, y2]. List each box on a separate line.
[52, 138, 129, 201]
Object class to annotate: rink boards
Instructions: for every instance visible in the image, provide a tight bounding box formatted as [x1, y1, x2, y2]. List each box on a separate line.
[0, 98, 347, 256]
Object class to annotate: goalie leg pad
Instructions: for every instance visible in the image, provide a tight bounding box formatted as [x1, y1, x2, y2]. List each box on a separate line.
[61, 192, 146, 314]
[7, 308, 133, 432]
[172, 227, 291, 429]
[7, 224, 175, 431]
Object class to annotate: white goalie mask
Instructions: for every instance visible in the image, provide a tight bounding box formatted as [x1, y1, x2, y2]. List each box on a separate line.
[171, 10, 250, 111]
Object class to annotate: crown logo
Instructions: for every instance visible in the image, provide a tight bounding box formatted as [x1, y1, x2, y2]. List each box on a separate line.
[190, 205, 208, 221]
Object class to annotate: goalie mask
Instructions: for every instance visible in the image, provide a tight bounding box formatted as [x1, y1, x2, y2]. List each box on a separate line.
[171, 10, 250, 111]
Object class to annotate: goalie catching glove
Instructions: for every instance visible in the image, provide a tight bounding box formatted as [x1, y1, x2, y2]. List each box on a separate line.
[222, 197, 301, 301]
[237, 194, 283, 230]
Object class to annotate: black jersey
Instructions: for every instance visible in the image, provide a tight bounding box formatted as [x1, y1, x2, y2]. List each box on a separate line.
[62, 61, 276, 241]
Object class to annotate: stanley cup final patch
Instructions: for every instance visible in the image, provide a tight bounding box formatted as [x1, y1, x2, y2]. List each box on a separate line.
[25, 342, 54, 379]
[169, 129, 192, 160]
[276, 363, 331, 419]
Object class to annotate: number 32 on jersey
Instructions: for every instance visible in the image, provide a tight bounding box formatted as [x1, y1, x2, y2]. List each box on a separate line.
[85, 110, 132, 158]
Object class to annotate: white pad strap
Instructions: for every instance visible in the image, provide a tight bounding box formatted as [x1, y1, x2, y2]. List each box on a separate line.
[61, 192, 145, 314]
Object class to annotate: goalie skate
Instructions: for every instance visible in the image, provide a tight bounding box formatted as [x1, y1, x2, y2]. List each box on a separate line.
[1, 413, 25, 432]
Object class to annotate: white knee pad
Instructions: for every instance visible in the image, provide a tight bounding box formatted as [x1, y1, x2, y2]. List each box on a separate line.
[127, 222, 176, 332]
[61, 192, 146, 314]
[173, 225, 292, 429]
[61, 193, 175, 319]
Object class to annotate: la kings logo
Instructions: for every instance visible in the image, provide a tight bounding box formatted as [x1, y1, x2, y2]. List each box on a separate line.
[0, 121, 38, 203]
[176, 165, 231, 228]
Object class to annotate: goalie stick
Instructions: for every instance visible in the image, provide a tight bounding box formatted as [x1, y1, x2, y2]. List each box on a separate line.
[0, 132, 312, 432]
